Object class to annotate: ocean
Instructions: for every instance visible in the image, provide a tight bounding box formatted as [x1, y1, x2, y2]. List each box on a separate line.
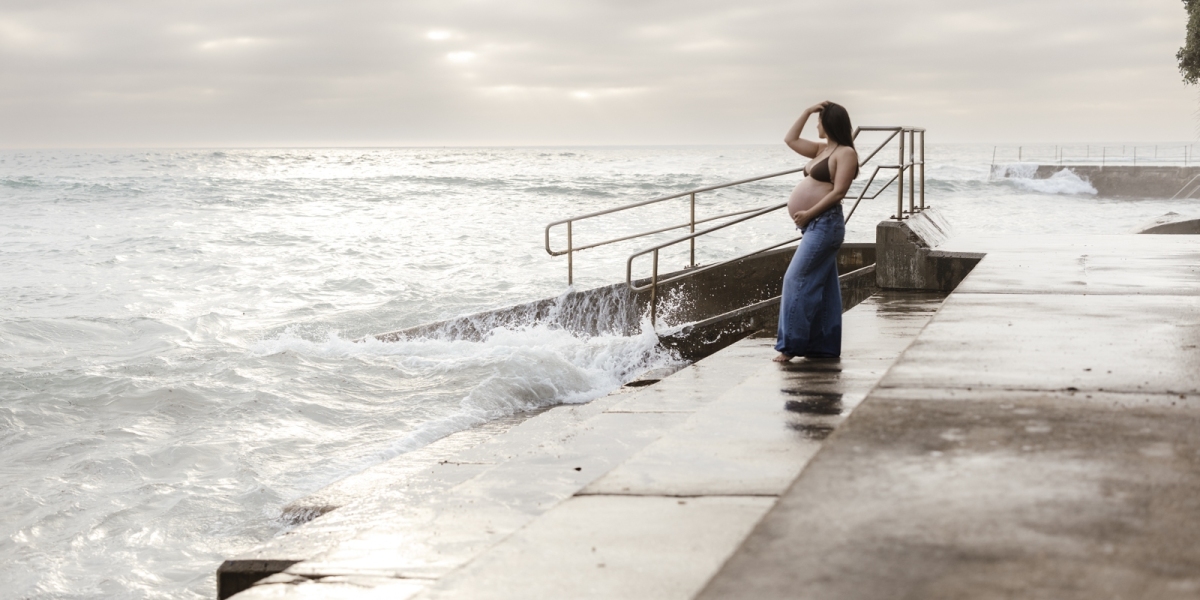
[0, 143, 1194, 598]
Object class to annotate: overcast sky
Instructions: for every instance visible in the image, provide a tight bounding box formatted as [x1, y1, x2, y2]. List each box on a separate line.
[0, 0, 1194, 147]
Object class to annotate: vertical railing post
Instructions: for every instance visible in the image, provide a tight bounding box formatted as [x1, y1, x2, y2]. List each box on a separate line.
[689, 192, 696, 268]
[896, 129, 905, 219]
[907, 129, 915, 215]
[567, 221, 574, 285]
[650, 249, 659, 327]
[919, 130, 926, 211]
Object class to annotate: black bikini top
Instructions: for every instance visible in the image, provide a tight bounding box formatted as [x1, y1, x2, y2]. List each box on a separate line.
[804, 150, 858, 183]
[805, 155, 833, 183]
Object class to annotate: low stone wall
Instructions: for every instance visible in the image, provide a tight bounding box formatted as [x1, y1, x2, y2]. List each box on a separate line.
[373, 243, 876, 343]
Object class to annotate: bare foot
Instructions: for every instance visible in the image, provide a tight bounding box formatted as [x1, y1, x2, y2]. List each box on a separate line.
[772, 352, 794, 363]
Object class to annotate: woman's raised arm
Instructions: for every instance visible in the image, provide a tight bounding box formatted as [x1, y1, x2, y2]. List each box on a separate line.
[784, 102, 828, 158]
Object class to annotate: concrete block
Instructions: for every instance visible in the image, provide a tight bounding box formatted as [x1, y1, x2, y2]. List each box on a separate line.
[876, 209, 982, 292]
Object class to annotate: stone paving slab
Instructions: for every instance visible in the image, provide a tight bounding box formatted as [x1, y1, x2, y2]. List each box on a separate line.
[283, 411, 688, 580]
[880, 292, 1200, 394]
[415, 496, 775, 600]
[698, 390, 1200, 600]
[606, 340, 767, 413]
[223, 391, 682, 596]
[946, 235, 1200, 295]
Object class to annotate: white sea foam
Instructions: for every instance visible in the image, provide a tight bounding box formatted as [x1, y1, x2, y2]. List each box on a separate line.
[252, 320, 677, 461]
[993, 163, 1098, 195]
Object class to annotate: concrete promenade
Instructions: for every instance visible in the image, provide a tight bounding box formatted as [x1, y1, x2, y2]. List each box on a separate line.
[221, 291, 945, 599]
[223, 228, 1200, 599]
[700, 233, 1200, 599]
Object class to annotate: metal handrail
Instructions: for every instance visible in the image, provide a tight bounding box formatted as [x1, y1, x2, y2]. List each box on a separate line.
[544, 126, 926, 323]
[544, 167, 805, 282]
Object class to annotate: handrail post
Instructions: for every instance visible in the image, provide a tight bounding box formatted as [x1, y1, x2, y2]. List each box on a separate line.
[896, 130, 905, 220]
[908, 129, 915, 215]
[650, 249, 659, 326]
[689, 192, 696, 268]
[919, 130, 926, 211]
[567, 220, 574, 285]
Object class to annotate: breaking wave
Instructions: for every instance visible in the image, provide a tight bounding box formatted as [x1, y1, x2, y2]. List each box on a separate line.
[992, 163, 1098, 195]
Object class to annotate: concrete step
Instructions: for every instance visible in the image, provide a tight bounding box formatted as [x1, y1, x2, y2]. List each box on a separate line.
[219, 334, 769, 599]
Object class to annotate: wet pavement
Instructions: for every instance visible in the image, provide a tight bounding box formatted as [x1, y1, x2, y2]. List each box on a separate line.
[698, 233, 1200, 600]
[224, 292, 945, 599]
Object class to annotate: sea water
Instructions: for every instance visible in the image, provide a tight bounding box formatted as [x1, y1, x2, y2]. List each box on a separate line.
[0, 143, 1194, 599]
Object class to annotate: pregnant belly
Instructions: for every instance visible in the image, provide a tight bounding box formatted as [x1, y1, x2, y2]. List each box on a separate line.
[787, 178, 832, 216]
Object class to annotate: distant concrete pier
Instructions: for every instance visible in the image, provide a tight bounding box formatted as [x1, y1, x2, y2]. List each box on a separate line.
[998, 164, 1200, 197]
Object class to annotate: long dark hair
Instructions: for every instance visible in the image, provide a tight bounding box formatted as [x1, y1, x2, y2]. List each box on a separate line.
[820, 102, 855, 149]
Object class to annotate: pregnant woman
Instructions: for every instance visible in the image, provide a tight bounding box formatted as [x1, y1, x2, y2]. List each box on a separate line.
[774, 101, 859, 362]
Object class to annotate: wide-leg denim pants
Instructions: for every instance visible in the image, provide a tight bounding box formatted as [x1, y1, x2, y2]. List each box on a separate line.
[775, 204, 844, 358]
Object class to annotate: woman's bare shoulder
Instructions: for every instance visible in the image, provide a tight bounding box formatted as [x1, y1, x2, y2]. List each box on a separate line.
[833, 145, 858, 160]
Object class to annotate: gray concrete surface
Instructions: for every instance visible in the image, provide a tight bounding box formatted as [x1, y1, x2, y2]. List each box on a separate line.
[403, 292, 943, 600]
[698, 233, 1200, 600]
[417, 496, 776, 600]
[220, 322, 796, 597]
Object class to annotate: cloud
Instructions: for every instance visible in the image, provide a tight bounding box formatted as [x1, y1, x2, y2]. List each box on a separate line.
[0, 0, 1193, 146]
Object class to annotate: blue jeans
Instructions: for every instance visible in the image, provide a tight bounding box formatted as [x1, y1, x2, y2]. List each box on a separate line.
[775, 204, 844, 358]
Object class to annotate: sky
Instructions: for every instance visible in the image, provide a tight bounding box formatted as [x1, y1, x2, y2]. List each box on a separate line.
[0, 0, 1195, 147]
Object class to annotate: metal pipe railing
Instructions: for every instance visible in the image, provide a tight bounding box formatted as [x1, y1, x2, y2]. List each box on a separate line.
[626, 202, 793, 293]
[545, 125, 926, 322]
[544, 166, 806, 281]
